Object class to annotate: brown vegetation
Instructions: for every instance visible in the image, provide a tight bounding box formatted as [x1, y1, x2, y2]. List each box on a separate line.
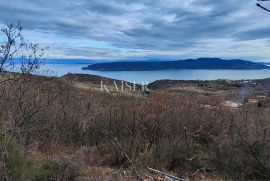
[1, 72, 270, 180]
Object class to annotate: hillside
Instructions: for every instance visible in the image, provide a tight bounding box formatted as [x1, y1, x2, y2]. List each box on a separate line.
[1, 72, 270, 180]
[82, 58, 269, 71]
[62, 73, 144, 94]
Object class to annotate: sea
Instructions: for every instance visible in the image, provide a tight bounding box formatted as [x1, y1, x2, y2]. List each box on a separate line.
[13, 60, 270, 83]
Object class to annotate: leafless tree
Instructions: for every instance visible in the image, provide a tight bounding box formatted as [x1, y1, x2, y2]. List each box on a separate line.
[0, 22, 48, 180]
[0, 21, 47, 83]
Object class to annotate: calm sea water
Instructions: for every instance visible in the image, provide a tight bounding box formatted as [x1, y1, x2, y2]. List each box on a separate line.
[32, 63, 270, 83]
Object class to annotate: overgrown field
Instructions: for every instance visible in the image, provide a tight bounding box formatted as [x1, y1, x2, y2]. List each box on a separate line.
[0, 73, 270, 180]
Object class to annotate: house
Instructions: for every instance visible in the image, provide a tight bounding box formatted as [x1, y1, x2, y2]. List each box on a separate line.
[221, 101, 242, 108]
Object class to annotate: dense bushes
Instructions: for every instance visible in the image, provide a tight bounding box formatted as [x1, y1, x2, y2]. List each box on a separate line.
[0, 77, 269, 180]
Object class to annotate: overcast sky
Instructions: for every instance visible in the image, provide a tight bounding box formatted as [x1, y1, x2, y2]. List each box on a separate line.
[0, 0, 270, 61]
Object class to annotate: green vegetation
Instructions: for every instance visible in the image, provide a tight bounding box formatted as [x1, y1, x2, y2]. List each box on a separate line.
[0, 130, 80, 180]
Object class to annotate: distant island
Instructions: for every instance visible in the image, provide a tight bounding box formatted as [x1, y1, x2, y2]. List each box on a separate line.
[82, 58, 269, 71]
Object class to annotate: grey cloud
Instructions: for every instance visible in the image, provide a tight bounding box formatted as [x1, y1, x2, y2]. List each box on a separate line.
[236, 27, 270, 40]
[0, 0, 269, 60]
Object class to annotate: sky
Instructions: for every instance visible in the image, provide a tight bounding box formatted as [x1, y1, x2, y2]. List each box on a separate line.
[0, 0, 270, 62]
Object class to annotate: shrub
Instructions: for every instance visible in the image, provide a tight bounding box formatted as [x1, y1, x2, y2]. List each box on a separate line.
[0, 132, 35, 180]
[31, 159, 80, 181]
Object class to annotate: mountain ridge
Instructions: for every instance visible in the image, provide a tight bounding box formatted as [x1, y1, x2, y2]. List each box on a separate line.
[82, 58, 269, 71]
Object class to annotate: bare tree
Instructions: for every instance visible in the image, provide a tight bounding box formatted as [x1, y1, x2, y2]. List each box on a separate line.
[0, 22, 48, 180]
[0, 21, 47, 83]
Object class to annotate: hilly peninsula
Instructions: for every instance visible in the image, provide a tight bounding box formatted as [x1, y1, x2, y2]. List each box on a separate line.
[82, 58, 269, 71]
